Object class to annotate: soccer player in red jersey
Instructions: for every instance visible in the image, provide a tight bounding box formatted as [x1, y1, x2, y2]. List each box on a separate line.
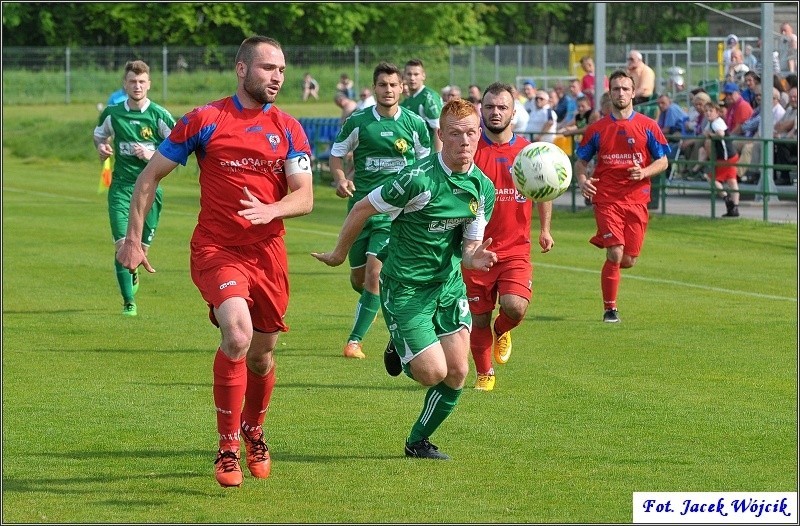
[575, 70, 670, 323]
[462, 82, 554, 391]
[115, 36, 314, 487]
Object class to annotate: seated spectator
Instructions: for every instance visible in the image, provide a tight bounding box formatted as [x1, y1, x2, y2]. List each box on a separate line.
[739, 87, 788, 183]
[445, 85, 462, 102]
[526, 90, 558, 142]
[721, 82, 753, 136]
[336, 73, 355, 99]
[740, 71, 761, 108]
[559, 96, 593, 137]
[722, 34, 740, 71]
[356, 87, 376, 110]
[557, 79, 581, 127]
[656, 94, 689, 161]
[552, 81, 569, 122]
[548, 88, 560, 112]
[627, 50, 656, 105]
[702, 102, 741, 217]
[682, 91, 713, 179]
[509, 85, 530, 134]
[725, 48, 750, 88]
[302, 73, 320, 101]
[468, 84, 482, 101]
[778, 23, 798, 75]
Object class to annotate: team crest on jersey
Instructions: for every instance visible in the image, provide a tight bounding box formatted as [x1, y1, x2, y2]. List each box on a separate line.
[140, 126, 154, 140]
[469, 198, 478, 216]
[394, 138, 408, 154]
[266, 133, 281, 152]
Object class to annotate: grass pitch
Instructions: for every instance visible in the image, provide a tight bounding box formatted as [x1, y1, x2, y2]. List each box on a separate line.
[1, 109, 797, 523]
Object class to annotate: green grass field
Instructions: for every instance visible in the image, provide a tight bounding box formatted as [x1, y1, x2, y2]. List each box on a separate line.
[2, 106, 798, 523]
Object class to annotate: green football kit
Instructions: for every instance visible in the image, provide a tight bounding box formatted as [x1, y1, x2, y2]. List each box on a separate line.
[93, 99, 175, 307]
[368, 151, 494, 447]
[399, 86, 443, 145]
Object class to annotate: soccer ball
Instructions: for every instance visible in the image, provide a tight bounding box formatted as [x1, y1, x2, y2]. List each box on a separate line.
[511, 142, 573, 202]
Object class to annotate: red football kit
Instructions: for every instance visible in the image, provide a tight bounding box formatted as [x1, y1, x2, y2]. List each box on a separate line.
[463, 132, 534, 315]
[159, 95, 312, 332]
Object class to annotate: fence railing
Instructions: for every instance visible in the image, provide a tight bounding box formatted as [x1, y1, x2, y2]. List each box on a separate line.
[3, 36, 792, 105]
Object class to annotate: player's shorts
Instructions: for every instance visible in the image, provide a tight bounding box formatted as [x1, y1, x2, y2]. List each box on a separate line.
[108, 182, 162, 245]
[190, 236, 289, 334]
[463, 256, 532, 315]
[348, 214, 390, 269]
[713, 153, 740, 183]
[380, 271, 471, 374]
[590, 202, 649, 257]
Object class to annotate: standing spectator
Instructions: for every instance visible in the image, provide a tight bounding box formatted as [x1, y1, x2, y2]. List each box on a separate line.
[579, 55, 609, 105]
[574, 70, 670, 323]
[773, 86, 798, 185]
[552, 81, 570, 123]
[723, 34, 740, 71]
[778, 23, 798, 74]
[446, 85, 462, 102]
[93, 59, 176, 317]
[463, 82, 554, 391]
[509, 85, 530, 133]
[721, 82, 753, 136]
[356, 87, 376, 110]
[521, 80, 537, 121]
[336, 73, 355, 99]
[328, 62, 431, 360]
[557, 78, 582, 127]
[400, 58, 444, 152]
[743, 45, 759, 71]
[526, 89, 558, 143]
[626, 50, 656, 105]
[468, 84, 482, 101]
[334, 93, 358, 124]
[312, 99, 497, 460]
[548, 88, 560, 112]
[301, 73, 320, 101]
[115, 36, 314, 488]
[701, 102, 741, 217]
[176, 54, 189, 73]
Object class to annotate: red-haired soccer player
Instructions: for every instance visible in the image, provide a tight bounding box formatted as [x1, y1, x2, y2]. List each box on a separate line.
[116, 36, 314, 487]
[575, 70, 670, 323]
[462, 82, 554, 392]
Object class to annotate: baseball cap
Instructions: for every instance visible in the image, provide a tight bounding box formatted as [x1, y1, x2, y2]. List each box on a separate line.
[722, 81, 739, 94]
[522, 79, 536, 88]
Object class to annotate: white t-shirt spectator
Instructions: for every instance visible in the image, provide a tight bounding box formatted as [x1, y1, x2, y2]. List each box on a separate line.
[527, 105, 558, 143]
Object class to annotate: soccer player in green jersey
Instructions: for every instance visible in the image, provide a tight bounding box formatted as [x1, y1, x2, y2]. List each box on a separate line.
[93, 60, 176, 316]
[400, 58, 444, 152]
[313, 99, 497, 459]
[330, 62, 432, 360]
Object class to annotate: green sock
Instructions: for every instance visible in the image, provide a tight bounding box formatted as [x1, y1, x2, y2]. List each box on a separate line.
[408, 382, 462, 444]
[114, 258, 135, 304]
[347, 290, 380, 342]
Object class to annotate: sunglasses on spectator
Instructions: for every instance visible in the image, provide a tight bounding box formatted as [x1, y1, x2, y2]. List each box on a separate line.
[535, 96, 548, 101]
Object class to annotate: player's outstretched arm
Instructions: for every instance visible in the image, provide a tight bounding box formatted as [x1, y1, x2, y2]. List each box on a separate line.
[536, 201, 554, 253]
[116, 151, 178, 273]
[311, 196, 377, 267]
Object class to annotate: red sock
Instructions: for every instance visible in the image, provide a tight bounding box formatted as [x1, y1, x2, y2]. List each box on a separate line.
[213, 349, 246, 450]
[241, 364, 276, 432]
[470, 325, 494, 374]
[493, 308, 521, 336]
[601, 260, 621, 311]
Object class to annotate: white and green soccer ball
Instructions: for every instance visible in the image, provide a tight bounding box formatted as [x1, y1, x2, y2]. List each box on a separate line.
[511, 142, 573, 202]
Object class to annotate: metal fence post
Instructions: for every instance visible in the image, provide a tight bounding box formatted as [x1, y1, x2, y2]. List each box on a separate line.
[162, 45, 168, 101]
[354, 45, 360, 92]
[65, 47, 71, 104]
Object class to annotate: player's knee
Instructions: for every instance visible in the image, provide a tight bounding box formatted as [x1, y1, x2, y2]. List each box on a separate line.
[349, 276, 364, 294]
[621, 255, 637, 268]
[412, 364, 447, 387]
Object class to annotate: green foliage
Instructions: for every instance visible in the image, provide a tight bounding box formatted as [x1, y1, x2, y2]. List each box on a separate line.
[2, 2, 726, 47]
[2, 147, 797, 522]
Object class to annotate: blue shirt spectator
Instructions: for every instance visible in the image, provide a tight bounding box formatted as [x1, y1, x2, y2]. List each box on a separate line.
[656, 94, 689, 136]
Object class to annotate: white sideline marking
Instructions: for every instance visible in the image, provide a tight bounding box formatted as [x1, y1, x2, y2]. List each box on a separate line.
[289, 227, 798, 303]
[3, 186, 95, 203]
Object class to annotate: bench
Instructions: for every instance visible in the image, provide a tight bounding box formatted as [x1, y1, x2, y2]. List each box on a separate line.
[298, 117, 341, 173]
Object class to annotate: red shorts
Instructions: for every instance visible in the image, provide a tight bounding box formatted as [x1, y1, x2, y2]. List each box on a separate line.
[714, 153, 739, 183]
[590, 202, 649, 257]
[190, 237, 289, 334]
[462, 257, 532, 315]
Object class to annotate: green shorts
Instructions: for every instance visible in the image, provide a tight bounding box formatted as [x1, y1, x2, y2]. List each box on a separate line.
[379, 271, 471, 373]
[108, 182, 162, 246]
[348, 213, 390, 269]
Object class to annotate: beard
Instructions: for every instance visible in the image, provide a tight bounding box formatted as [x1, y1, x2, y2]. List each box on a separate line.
[243, 72, 277, 105]
[483, 118, 512, 135]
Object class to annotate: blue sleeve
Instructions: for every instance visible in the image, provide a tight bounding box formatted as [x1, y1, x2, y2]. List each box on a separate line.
[576, 130, 600, 162]
[646, 128, 671, 159]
